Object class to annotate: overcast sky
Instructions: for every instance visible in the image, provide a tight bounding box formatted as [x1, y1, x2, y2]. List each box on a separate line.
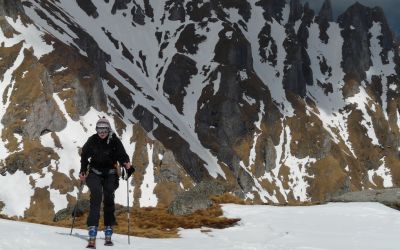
[301, 0, 400, 37]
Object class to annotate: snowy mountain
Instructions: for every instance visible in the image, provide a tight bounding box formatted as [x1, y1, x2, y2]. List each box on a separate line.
[1, 203, 400, 250]
[0, 0, 399, 221]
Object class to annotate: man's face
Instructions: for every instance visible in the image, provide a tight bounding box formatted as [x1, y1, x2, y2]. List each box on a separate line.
[96, 127, 109, 139]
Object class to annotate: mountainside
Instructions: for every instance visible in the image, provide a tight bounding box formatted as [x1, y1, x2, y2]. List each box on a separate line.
[0, 0, 399, 221]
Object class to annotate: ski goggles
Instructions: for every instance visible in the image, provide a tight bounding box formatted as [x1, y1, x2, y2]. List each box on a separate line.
[96, 127, 109, 134]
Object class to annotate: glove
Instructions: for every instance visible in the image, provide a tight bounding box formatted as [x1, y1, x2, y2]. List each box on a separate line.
[121, 166, 134, 180]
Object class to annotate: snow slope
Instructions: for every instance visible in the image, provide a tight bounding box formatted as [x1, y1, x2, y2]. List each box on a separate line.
[1, 203, 399, 250]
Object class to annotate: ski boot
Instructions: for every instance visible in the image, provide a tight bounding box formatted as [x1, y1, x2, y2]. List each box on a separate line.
[86, 226, 97, 249]
[104, 226, 114, 246]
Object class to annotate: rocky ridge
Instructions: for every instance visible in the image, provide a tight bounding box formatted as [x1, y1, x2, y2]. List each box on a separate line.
[0, 0, 398, 221]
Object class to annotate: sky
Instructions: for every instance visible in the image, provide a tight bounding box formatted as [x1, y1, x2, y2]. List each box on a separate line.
[302, 0, 400, 37]
[1, 203, 399, 250]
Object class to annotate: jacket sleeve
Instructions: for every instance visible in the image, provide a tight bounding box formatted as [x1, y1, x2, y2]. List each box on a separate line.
[113, 135, 130, 165]
[80, 137, 93, 173]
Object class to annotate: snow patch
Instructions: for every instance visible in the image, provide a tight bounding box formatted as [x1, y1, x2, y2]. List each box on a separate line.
[368, 157, 393, 188]
[239, 69, 248, 81]
[347, 85, 380, 146]
[5, 16, 53, 59]
[139, 144, 158, 207]
[0, 170, 34, 217]
[54, 66, 68, 73]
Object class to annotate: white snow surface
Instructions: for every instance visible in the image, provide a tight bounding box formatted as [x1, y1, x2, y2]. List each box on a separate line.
[0, 203, 399, 250]
[4, 16, 54, 59]
[139, 144, 158, 207]
[0, 170, 33, 217]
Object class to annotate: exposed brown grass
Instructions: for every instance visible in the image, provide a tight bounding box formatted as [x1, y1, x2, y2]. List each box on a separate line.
[211, 193, 248, 205]
[306, 155, 347, 202]
[8, 201, 240, 238]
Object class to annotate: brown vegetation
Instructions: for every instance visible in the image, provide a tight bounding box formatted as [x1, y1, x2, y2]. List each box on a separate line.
[14, 196, 241, 238]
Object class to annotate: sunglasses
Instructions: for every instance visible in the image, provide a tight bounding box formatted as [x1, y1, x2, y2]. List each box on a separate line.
[96, 127, 109, 134]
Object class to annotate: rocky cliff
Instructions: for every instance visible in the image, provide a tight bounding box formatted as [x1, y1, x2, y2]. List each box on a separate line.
[0, 0, 399, 221]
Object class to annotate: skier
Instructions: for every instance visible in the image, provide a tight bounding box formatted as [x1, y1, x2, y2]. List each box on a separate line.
[79, 117, 134, 248]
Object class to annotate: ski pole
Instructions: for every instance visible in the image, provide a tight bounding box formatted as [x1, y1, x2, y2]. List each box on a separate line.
[70, 180, 84, 235]
[127, 174, 131, 245]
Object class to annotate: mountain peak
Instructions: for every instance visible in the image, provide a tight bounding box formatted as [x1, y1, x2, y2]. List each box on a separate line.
[289, 0, 303, 23]
[255, 0, 287, 22]
[318, 0, 333, 22]
[337, 1, 389, 29]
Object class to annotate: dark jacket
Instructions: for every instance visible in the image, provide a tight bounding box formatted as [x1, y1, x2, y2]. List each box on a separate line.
[80, 132, 130, 174]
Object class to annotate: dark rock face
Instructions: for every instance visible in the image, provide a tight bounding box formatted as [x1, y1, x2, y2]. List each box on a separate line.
[71, 27, 111, 78]
[339, 3, 394, 82]
[288, 0, 303, 24]
[111, 0, 130, 14]
[133, 105, 154, 132]
[143, 0, 154, 19]
[283, 3, 314, 96]
[166, 0, 186, 22]
[0, 0, 24, 19]
[153, 122, 210, 183]
[0, 0, 24, 38]
[186, 0, 212, 22]
[258, 23, 278, 66]
[186, 0, 251, 23]
[175, 23, 207, 54]
[131, 2, 145, 25]
[318, 0, 333, 22]
[262, 137, 277, 173]
[214, 24, 253, 69]
[316, 0, 333, 44]
[197, 66, 253, 167]
[255, 0, 286, 23]
[76, 0, 98, 18]
[168, 180, 225, 215]
[369, 7, 394, 64]
[338, 3, 374, 81]
[163, 54, 198, 114]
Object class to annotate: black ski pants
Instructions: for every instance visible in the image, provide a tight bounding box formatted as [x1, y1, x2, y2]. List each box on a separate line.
[86, 172, 119, 227]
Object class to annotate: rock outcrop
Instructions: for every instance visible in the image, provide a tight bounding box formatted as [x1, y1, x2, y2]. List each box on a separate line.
[330, 188, 400, 210]
[168, 180, 225, 215]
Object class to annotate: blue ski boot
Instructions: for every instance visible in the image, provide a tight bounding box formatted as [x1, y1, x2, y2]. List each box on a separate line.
[104, 226, 113, 246]
[87, 226, 97, 249]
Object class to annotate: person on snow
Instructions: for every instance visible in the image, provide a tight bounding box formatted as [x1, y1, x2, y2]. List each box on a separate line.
[79, 117, 134, 247]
